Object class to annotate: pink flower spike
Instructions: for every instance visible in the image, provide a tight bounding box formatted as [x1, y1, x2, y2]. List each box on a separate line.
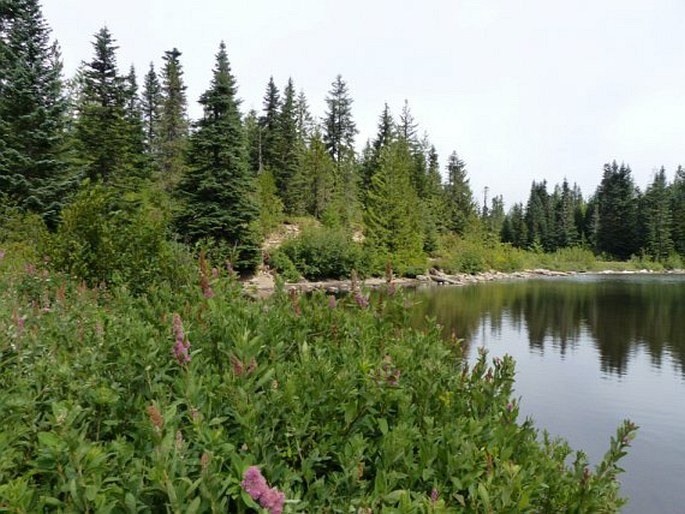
[241, 466, 269, 500]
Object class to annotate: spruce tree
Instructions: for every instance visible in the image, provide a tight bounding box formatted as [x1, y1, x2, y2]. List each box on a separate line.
[641, 167, 673, 260]
[323, 74, 357, 164]
[0, 0, 71, 227]
[123, 65, 147, 177]
[175, 42, 260, 273]
[289, 129, 335, 218]
[364, 138, 424, 264]
[444, 152, 475, 235]
[141, 62, 162, 159]
[671, 166, 685, 255]
[259, 77, 282, 172]
[360, 103, 394, 201]
[525, 180, 552, 250]
[277, 78, 300, 211]
[596, 161, 639, 259]
[294, 89, 314, 143]
[244, 109, 262, 173]
[159, 48, 188, 185]
[552, 179, 580, 249]
[74, 27, 131, 185]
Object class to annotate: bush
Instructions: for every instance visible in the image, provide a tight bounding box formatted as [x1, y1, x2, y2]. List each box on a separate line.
[48, 185, 191, 293]
[0, 267, 636, 512]
[275, 227, 368, 280]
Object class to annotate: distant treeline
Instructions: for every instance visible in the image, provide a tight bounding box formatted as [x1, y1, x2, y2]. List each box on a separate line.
[1, 0, 684, 276]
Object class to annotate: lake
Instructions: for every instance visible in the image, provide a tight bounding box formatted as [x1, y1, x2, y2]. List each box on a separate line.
[407, 274, 685, 513]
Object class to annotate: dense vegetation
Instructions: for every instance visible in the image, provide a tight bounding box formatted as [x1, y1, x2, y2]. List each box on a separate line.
[1, 0, 684, 284]
[0, 3, 645, 510]
[0, 243, 637, 512]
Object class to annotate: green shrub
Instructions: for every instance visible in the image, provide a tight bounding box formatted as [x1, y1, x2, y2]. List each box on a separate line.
[276, 227, 368, 280]
[48, 185, 191, 293]
[0, 265, 636, 512]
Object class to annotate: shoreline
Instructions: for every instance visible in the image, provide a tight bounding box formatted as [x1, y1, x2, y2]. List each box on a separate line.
[244, 267, 685, 297]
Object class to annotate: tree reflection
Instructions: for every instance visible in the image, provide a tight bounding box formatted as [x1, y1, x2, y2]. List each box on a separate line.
[409, 277, 685, 376]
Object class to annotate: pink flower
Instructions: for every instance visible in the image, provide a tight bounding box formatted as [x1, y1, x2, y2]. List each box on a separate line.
[241, 466, 285, 514]
[172, 313, 191, 364]
[430, 488, 440, 505]
[328, 295, 337, 309]
[0, 249, 5, 259]
[354, 292, 369, 308]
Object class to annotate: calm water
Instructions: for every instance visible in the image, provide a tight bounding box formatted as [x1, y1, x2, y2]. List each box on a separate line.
[408, 275, 685, 513]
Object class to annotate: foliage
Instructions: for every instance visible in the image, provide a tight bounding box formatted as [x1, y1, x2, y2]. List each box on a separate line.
[271, 226, 367, 280]
[174, 42, 260, 274]
[0, 251, 636, 512]
[48, 184, 191, 293]
[0, 0, 72, 227]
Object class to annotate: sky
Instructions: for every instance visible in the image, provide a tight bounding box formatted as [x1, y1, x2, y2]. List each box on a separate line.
[42, 0, 685, 208]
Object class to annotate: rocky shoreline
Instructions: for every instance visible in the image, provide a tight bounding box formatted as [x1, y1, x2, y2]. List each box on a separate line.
[243, 267, 685, 298]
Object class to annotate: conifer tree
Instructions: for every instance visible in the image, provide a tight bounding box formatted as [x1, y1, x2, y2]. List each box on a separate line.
[289, 128, 335, 218]
[364, 139, 424, 264]
[360, 103, 394, 200]
[244, 109, 262, 173]
[294, 89, 315, 143]
[259, 77, 282, 173]
[671, 166, 685, 255]
[159, 48, 188, 185]
[552, 179, 580, 249]
[641, 167, 673, 260]
[0, 0, 71, 226]
[175, 42, 260, 273]
[123, 65, 147, 176]
[141, 62, 162, 158]
[444, 152, 475, 235]
[277, 78, 300, 211]
[501, 203, 528, 248]
[74, 27, 131, 185]
[596, 161, 639, 259]
[525, 180, 552, 250]
[323, 74, 357, 164]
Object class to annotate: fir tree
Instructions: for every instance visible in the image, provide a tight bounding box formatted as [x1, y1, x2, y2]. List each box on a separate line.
[360, 103, 394, 200]
[641, 167, 673, 260]
[323, 74, 357, 164]
[123, 65, 147, 176]
[0, 0, 71, 226]
[289, 129, 335, 218]
[525, 180, 552, 250]
[277, 78, 300, 211]
[294, 89, 315, 143]
[444, 151, 475, 235]
[175, 42, 260, 273]
[244, 109, 262, 173]
[364, 139, 424, 264]
[596, 161, 639, 259]
[259, 76, 281, 172]
[671, 166, 685, 255]
[141, 62, 162, 158]
[74, 27, 131, 185]
[501, 203, 528, 248]
[159, 48, 188, 185]
[552, 179, 580, 249]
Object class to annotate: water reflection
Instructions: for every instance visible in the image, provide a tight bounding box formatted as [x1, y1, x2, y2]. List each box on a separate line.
[409, 275, 685, 377]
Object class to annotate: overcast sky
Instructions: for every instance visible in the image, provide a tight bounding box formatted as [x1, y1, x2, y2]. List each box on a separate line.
[42, 0, 685, 208]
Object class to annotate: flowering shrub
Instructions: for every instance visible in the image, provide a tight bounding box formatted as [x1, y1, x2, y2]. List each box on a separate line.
[0, 253, 636, 512]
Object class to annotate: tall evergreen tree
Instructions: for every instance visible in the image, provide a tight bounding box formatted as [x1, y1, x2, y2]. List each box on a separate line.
[364, 138, 424, 264]
[123, 65, 146, 175]
[289, 128, 336, 218]
[259, 77, 281, 172]
[175, 42, 259, 273]
[360, 103, 394, 200]
[552, 179, 580, 249]
[596, 161, 639, 259]
[0, 0, 71, 226]
[294, 89, 314, 143]
[525, 180, 552, 250]
[74, 27, 131, 185]
[141, 62, 162, 158]
[323, 74, 357, 164]
[159, 48, 188, 185]
[444, 151, 475, 235]
[641, 167, 673, 260]
[671, 166, 685, 255]
[277, 78, 300, 211]
[244, 109, 262, 174]
[501, 203, 528, 248]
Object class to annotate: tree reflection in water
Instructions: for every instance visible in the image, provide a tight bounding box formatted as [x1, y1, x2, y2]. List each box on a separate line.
[408, 275, 685, 377]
